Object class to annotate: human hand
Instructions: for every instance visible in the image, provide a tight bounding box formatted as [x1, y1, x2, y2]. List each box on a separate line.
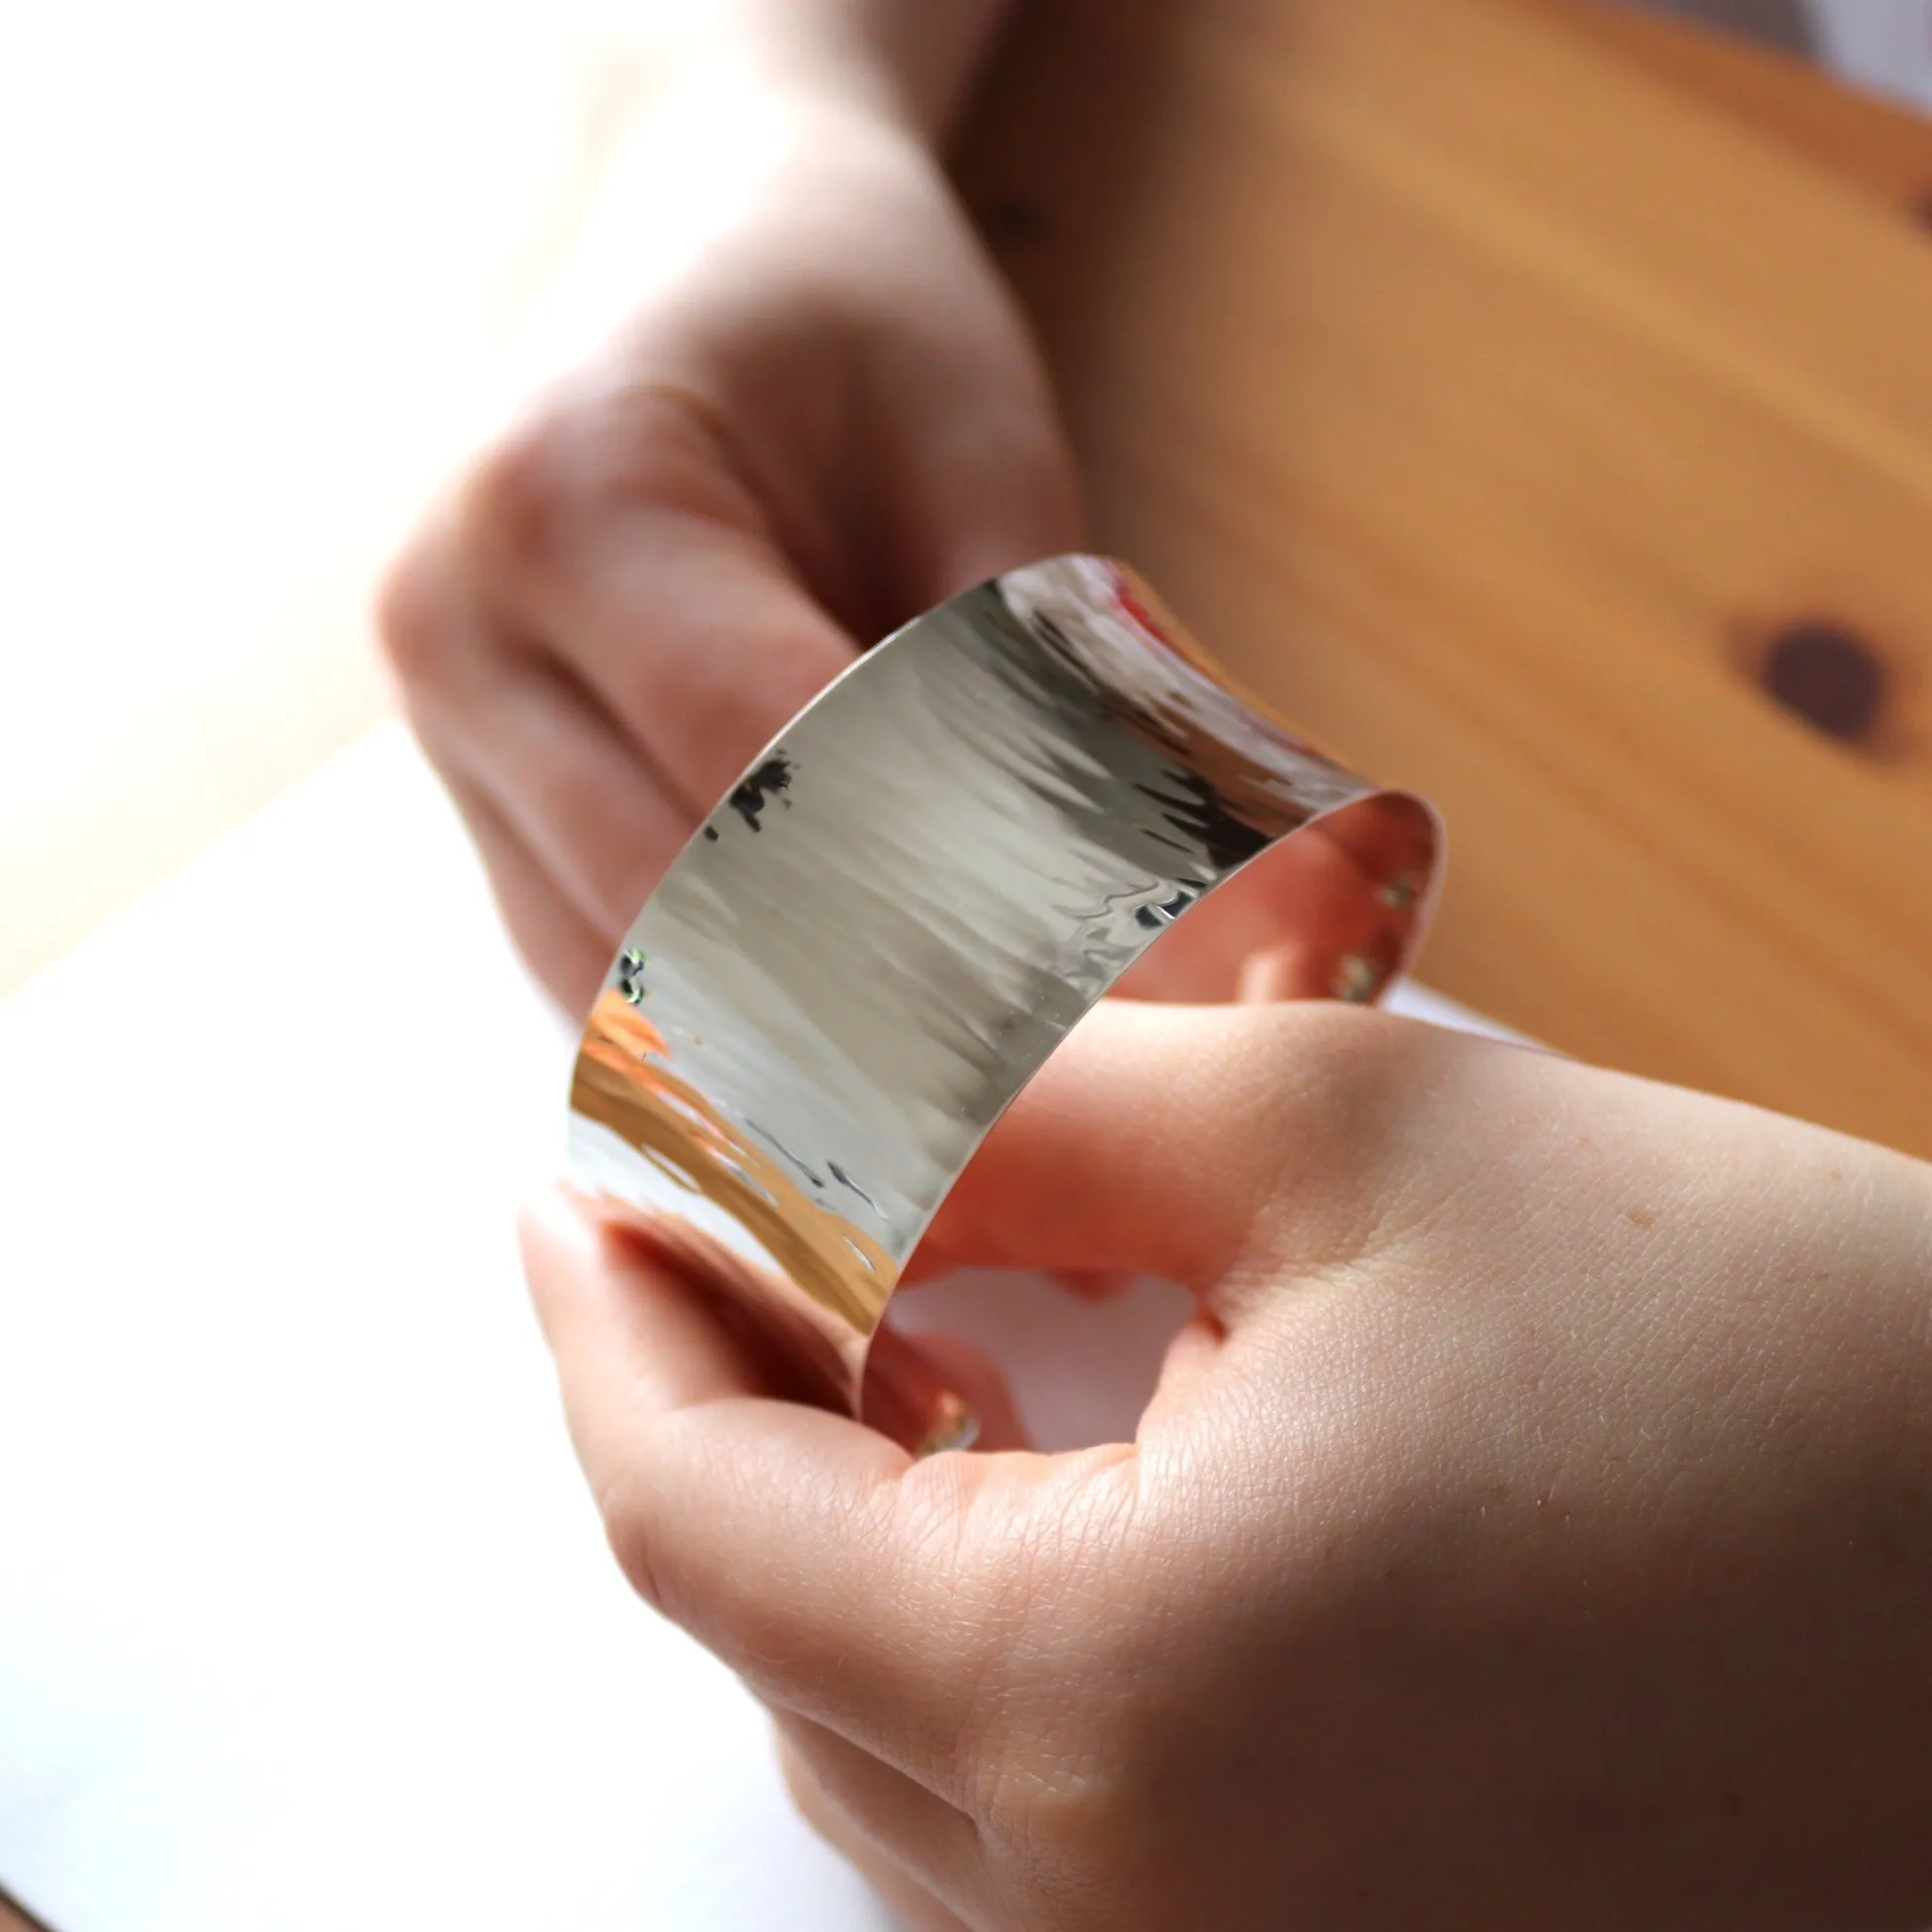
[378, 64, 1393, 1022]
[378, 74, 1082, 1013]
[523, 1001, 1932, 1931]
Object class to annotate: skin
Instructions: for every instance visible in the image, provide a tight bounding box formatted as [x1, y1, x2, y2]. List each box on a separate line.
[525, 1003, 1932, 1931]
[384, 4, 1932, 1922]
[379, 0, 1055, 1014]
[379, 0, 1374, 1021]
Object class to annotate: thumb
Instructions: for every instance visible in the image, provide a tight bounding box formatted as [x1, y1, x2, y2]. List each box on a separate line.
[915, 999, 1411, 1291]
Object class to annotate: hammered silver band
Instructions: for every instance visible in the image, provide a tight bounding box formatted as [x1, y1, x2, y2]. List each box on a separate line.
[566, 556, 1441, 1427]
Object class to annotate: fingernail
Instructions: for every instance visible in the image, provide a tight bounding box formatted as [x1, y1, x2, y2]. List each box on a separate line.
[1331, 952, 1383, 1003]
[862, 1326, 982, 1458]
[916, 1389, 982, 1458]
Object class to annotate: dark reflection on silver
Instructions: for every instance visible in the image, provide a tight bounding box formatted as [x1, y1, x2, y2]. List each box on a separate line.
[567, 556, 1441, 1421]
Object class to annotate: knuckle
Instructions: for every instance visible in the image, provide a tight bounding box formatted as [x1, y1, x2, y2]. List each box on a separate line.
[961, 1469, 1151, 1866]
[978, 1714, 1165, 1931]
[975, 1621, 1208, 1919]
[1285, 996, 1419, 1083]
[373, 541, 460, 690]
[773, 1735, 830, 1832]
[1246, 1000, 1473, 1266]
[378, 383, 617, 690]
[462, 411, 584, 581]
[594, 1453, 672, 1621]
[1261, 1000, 1449, 1144]
[459, 379, 709, 584]
[467, 375, 765, 582]
[980, 1723, 1135, 1869]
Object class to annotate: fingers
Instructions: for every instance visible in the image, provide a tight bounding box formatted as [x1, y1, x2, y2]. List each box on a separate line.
[436, 770, 610, 1014]
[920, 999, 1458, 1290]
[432, 652, 689, 955]
[382, 313, 1079, 1028]
[775, 1714, 985, 1925]
[381, 528, 693, 953]
[865, 1326, 1034, 1457]
[460, 385, 859, 822]
[775, 1728, 976, 1932]
[867, 324, 1084, 615]
[381, 391, 860, 1017]
[521, 1188, 1043, 1787]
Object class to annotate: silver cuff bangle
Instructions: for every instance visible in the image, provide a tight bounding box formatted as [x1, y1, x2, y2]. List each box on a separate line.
[566, 556, 1441, 1444]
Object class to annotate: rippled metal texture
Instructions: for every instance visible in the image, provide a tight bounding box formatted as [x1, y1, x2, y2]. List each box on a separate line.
[567, 556, 1440, 1427]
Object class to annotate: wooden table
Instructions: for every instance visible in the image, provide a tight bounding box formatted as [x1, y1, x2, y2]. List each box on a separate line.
[1, 1891, 45, 1932]
[956, 0, 1932, 1160]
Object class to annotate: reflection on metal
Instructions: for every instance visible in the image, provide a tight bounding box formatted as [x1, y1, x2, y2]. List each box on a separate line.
[566, 556, 1442, 1426]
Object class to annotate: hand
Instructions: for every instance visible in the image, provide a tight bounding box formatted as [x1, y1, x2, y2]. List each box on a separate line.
[523, 1001, 1932, 1931]
[377, 74, 1385, 1021]
[379, 83, 1081, 1012]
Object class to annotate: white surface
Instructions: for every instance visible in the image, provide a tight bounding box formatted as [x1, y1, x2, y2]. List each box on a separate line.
[0, 0, 596, 991]
[0, 727, 1500, 1930]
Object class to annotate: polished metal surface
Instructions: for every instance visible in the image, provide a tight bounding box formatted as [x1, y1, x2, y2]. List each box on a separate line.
[567, 556, 1440, 1431]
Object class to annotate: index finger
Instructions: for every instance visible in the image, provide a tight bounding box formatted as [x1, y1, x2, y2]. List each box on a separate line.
[519, 1186, 1040, 1796]
[468, 383, 858, 822]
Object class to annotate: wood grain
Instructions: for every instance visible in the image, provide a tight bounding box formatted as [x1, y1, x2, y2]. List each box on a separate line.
[1553, 0, 1932, 211]
[956, 0, 1932, 1158]
[0, 1892, 51, 1932]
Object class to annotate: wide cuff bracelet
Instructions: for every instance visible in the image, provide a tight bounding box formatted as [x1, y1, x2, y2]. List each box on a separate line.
[566, 555, 1441, 1435]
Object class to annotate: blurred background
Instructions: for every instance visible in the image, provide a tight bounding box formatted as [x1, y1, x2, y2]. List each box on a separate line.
[0, 0, 648, 993]
[2, 0, 1930, 1000]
